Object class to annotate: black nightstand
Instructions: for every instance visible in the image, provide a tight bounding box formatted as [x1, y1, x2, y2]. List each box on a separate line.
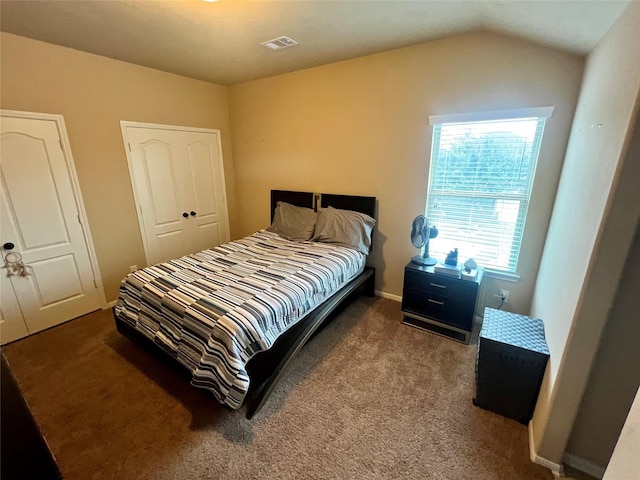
[401, 262, 482, 344]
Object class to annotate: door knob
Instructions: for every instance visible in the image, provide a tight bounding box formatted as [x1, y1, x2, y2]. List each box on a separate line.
[182, 212, 189, 218]
[190, 211, 196, 216]
[3, 242, 15, 250]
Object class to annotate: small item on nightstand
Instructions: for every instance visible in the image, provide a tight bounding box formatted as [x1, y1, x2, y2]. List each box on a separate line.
[434, 262, 461, 277]
[444, 248, 459, 266]
[461, 258, 478, 281]
[463, 258, 477, 272]
[461, 270, 478, 281]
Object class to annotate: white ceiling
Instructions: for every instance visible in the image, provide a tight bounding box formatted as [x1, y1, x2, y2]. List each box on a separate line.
[0, 0, 631, 85]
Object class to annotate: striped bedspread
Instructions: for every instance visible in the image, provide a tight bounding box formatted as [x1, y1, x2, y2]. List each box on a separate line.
[114, 230, 365, 409]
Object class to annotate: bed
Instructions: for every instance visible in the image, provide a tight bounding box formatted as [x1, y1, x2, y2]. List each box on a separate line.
[114, 190, 376, 418]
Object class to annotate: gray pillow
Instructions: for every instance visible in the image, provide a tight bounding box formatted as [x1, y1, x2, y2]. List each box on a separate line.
[268, 201, 317, 241]
[312, 207, 375, 254]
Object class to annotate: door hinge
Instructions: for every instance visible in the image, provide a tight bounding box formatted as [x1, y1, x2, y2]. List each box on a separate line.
[128, 142, 132, 152]
[77, 214, 83, 225]
[59, 139, 64, 151]
[93, 279, 98, 289]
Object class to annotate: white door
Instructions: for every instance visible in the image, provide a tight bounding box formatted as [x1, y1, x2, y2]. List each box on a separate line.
[0, 115, 101, 344]
[123, 124, 230, 265]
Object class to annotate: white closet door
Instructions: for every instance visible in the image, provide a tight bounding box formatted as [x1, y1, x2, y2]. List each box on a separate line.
[0, 116, 101, 343]
[183, 131, 230, 253]
[125, 127, 193, 264]
[123, 124, 230, 266]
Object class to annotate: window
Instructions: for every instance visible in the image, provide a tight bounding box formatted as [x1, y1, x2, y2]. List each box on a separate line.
[426, 107, 553, 273]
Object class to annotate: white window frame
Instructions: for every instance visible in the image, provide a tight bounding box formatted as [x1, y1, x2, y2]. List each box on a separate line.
[426, 106, 554, 276]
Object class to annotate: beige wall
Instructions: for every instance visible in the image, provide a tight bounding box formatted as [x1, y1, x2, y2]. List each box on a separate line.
[529, 2, 640, 466]
[229, 31, 583, 313]
[0, 32, 236, 302]
[566, 222, 640, 471]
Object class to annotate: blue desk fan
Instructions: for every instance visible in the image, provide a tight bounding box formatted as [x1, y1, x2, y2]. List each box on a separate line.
[411, 215, 438, 266]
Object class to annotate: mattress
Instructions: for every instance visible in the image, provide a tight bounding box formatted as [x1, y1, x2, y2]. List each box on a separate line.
[114, 230, 366, 409]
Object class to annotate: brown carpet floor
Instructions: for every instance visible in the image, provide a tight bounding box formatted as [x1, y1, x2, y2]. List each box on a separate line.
[2, 298, 554, 480]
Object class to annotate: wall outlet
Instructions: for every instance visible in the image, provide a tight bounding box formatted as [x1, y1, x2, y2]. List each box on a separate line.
[499, 289, 510, 303]
[129, 265, 138, 273]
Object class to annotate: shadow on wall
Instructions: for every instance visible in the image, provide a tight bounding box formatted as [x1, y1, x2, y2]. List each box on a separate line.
[370, 227, 387, 292]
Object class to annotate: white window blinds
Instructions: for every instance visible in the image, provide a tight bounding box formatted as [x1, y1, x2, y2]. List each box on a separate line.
[426, 108, 552, 272]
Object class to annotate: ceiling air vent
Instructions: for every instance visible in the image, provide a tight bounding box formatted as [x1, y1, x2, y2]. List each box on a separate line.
[261, 36, 299, 51]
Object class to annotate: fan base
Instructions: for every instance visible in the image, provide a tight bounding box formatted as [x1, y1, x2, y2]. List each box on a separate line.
[411, 255, 437, 266]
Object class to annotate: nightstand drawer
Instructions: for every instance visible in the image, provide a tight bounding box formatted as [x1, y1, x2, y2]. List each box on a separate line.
[404, 269, 475, 302]
[402, 287, 473, 331]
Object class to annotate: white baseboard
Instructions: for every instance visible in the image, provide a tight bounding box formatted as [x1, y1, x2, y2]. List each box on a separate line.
[563, 452, 605, 479]
[103, 300, 117, 310]
[529, 422, 565, 477]
[374, 290, 402, 302]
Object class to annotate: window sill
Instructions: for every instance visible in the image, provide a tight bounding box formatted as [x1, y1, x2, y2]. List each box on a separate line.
[481, 268, 520, 283]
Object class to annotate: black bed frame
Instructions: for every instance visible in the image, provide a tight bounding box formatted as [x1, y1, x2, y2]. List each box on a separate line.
[115, 190, 376, 419]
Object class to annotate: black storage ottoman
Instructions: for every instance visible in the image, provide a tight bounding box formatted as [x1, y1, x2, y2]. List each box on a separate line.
[473, 308, 550, 424]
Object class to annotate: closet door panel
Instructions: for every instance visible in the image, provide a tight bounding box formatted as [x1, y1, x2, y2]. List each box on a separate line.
[126, 127, 194, 265]
[184, 131, 230, 250]
[188, 141, 219, 217]
[142, 141, 182, 226]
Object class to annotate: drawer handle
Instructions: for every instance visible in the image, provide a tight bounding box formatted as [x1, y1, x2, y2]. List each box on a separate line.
[428, 299, 445, 305]
[430, 283, 446, 289]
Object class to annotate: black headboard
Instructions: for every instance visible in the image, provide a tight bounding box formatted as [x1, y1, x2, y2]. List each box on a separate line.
[320, 193, 376, 219]
[270, 190, 314, 221]
[271, 190, 377, 222]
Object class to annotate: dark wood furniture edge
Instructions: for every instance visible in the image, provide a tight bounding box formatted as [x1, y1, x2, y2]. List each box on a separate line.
[1, 354, 62, 479]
